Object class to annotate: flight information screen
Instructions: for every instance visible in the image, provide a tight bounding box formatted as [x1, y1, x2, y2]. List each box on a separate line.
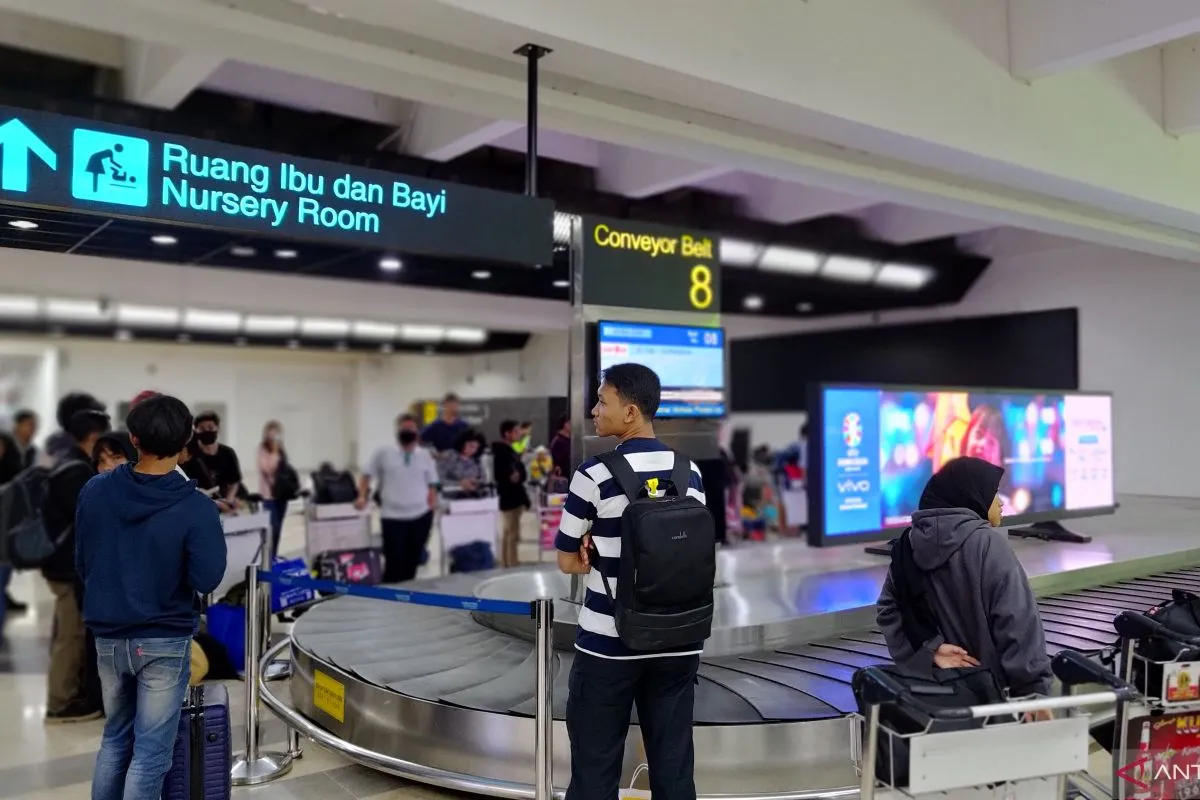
[597, 322, 725, 418]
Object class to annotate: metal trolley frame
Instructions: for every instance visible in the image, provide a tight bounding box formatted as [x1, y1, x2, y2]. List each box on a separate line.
[851, 650, 1136, 800]
[1111, 609, 1200, 800]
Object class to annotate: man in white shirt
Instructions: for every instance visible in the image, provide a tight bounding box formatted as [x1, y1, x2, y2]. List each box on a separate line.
[356, 414, 439, 583]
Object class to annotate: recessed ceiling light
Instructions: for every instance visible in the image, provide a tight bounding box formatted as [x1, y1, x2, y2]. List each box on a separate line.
[471, 270, 491, 280]
[275, 249, 298, 259]
[553, 279, 570, 289]
[352, 320, 399, 340]
[445, 327, 488, 344]
[875, 263, 934, 290]
[117, 304, 180, 328]
[797, 302, 814, 313]
[821, 256, 877, 283]
[183, 308, 241, 332]
[230, 246, 256, 257]
[759, 246, 821, 275]
[7, 220, 38, 230]
[151, 235, 178, 246]
[719, 238, 762, 268]
[245, 314, 298, 336]
[743, 295, 764, 311]
[379, 257, 402, 272]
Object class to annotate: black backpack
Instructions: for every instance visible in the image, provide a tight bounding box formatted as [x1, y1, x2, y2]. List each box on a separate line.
[312, 464, 357, 505]
[1128, 589, 1200, 692]
[0, 461, 90, 569]
[593, 450, 716, 651]
[272, 452, 301, 504]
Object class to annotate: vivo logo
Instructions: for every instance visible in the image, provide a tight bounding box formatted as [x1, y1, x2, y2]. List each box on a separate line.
[837, 479, 871, 493]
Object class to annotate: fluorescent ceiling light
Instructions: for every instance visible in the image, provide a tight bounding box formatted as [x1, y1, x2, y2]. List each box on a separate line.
[759, 246, 820, 275]
[300, 317, 351, 338]
[45, 298, 109, 323]
[244, 314, 298, 336]
[743, 295, 764, 311]
[0, 294, 39, 318]
[821, 256, 877, 283]
[230, 246, 256, 257]
[275, 249, 298, 259]
[352, 320, 399, 340]
[471, 270, 491, 280]
[399, 324, 445, 343]
[553, 212, 577, 245]
[183, 308, 241, 332]
[7, 220, 37, 230]
[552, 279, 569, 289]
[117, 304, 180, 328]
[151, 235, 177, 246]
[379, 256, 402, 272]
[875, 263, 934, 289]
[719, 238, 762, 267]
[445, 327, 488, 344]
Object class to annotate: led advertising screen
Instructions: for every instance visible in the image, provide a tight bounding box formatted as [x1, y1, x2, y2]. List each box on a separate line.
[597, 321, 725, 418]
[809, 384, 1114, 545]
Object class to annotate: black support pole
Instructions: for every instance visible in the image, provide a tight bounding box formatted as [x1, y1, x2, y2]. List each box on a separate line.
[515, 43, 551, 197]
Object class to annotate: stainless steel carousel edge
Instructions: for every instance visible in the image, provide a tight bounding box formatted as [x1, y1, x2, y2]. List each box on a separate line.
[284, 638, 860, 798]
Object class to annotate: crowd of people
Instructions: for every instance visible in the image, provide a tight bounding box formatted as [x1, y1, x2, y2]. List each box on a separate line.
[0, 372, 1053, 800]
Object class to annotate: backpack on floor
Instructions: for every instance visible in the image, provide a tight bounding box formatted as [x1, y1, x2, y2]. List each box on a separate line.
[594, 450, 716, 651]
[1129, 589, 1200, 694]
[1, 461, 91, 569]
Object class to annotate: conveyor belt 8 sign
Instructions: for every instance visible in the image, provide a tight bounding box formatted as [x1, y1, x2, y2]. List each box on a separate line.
[580, 216, 721, 314]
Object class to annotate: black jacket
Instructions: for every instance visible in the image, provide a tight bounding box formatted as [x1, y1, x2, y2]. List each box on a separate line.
[492, 441, 529, 512]
[42, 446, 97, 583]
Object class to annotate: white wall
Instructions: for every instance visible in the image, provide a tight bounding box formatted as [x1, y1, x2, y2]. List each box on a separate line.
[22, 332, 567, 477]
[725, 241, 1200, 498]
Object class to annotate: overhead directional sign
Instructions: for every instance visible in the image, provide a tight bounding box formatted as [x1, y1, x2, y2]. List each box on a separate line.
[578, 216, 722, 314]
[0, 104, 554, 266]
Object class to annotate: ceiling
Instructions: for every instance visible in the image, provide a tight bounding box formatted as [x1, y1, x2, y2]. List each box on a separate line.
[1, 0, 1181, 326]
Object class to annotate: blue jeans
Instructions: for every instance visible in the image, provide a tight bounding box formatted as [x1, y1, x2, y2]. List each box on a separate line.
[265, 499, 288, 557]
[92, 636, 191, 800]
[0, 564, 10, 635]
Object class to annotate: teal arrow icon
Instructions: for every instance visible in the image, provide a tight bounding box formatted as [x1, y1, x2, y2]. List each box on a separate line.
[0, 117, 57, 193]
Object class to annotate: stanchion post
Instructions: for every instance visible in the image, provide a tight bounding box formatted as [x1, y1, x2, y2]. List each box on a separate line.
[533, 598, 554, 800]
[231, 565, 293, 786]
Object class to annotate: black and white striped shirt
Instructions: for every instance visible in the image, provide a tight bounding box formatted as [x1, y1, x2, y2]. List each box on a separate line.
[554, 437, 707, 659]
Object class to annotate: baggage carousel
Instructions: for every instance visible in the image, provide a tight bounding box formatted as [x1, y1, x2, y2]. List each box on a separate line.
[280, 499, 1200, 799]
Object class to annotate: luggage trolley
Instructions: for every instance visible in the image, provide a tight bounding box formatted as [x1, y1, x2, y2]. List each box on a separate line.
[1112, 610, 1200, 800]
[851, 650, 1136, 800]
[302, 499, 372, 562]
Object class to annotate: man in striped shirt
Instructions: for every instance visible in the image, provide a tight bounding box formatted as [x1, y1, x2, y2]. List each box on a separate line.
[556, 363, 707, 800]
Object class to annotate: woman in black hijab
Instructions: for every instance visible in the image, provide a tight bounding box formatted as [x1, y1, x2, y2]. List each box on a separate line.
[877, 457, 1052, 697]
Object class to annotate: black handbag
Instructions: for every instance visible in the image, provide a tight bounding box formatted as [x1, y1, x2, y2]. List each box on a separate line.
[852, 663, 1006, 787]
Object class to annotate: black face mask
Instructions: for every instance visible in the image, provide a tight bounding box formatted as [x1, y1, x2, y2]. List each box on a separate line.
[196, 430, 219, 446]
[398, 430, 418, 446]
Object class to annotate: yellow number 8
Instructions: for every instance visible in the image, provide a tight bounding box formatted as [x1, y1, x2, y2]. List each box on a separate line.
[690, 265, 713, 309]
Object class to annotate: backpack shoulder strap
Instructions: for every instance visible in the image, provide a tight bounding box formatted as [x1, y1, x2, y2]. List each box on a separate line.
[595, 450, 642, 502]
[669, 452, 693, 499]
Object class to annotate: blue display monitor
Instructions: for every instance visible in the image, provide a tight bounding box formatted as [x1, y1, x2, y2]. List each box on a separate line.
[807, 383, 1115, 546]
[597, 321, 726, 418]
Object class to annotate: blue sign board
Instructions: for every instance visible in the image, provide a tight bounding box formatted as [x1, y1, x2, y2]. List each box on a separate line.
[0, 105, 554, 266]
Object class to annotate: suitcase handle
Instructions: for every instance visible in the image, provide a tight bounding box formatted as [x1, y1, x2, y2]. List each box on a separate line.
[854, 666, 973, 721]
[1051, 649, 1136, 698]
[1115, 610, 1200, 647]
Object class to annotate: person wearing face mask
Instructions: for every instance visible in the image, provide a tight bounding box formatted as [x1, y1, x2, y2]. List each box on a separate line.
[876, 456, 1053, 703]
[356, 414, 439, 583]
[183, 411, 243, 513]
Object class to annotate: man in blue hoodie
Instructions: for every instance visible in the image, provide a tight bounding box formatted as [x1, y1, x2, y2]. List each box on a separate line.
[76, 393, 227, 800]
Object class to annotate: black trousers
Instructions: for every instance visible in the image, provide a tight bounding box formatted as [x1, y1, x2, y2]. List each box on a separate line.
[565, 650, 699, 800]
[381, 512, 434, 584]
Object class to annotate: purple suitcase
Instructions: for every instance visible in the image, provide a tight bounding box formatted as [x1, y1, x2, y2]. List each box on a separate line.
[161, 683, 231, 800]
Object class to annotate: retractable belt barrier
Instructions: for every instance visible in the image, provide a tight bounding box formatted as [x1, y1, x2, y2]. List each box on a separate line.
[257, 570, 533, 616]
[234, 564, 556, 800]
